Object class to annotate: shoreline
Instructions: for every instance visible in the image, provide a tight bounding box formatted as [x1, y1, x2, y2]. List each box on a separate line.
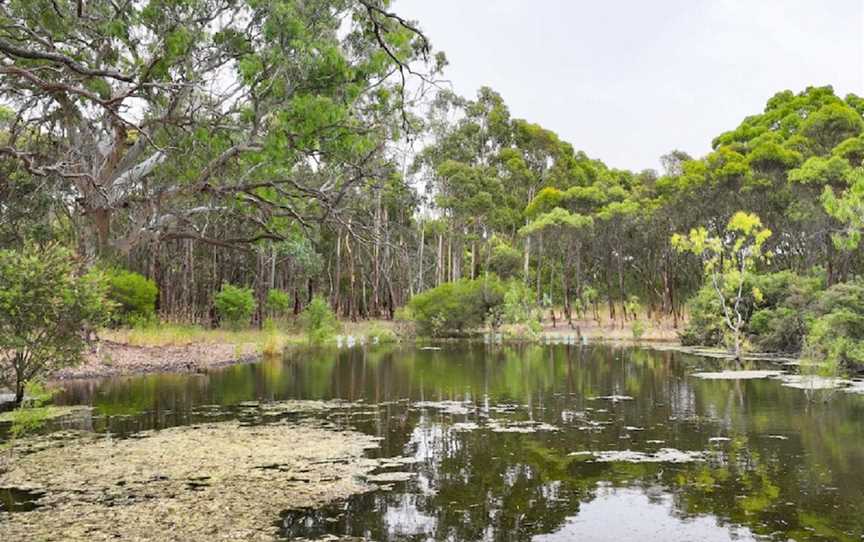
[49, 340, 264, 381]
[27, 317, 807, 384]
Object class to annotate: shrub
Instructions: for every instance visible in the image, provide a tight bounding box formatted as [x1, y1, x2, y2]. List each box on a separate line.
[214, 283, 256, 329]
[0, 243, 110, 405]
[365, 323, 398, 344]
[494, 280, 541, 339]
[803, 280, 864, 368]
[265, 289, 291, 319]
[408, 277, 506, 337]
[106, 269, 158, 325]
[680, 284, 726, 347]
[300, 295, 339, 344]
[680, 270, 823, 352]
[632, 319, 646, 340]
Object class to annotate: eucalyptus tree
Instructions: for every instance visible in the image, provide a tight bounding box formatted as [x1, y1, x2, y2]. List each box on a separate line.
[0, 0, 440, 260]
[673, 212, 772, 359]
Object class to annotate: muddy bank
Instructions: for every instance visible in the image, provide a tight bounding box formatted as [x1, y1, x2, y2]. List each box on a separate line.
[51, 341, 261, 380]
[0, 415, 384, 541]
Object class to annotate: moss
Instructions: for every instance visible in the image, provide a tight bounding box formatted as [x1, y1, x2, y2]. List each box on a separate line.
[0, 418, 384, 541]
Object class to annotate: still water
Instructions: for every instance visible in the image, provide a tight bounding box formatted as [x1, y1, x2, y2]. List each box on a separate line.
[45, 344, 864, 540]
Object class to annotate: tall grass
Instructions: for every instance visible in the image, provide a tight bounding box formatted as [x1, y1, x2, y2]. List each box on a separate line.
[102, 322, 301, 353]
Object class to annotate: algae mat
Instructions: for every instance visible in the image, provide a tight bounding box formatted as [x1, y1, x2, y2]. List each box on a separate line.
[0, 420, 382, 541]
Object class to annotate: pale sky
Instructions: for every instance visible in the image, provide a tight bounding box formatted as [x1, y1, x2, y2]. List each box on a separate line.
[395, 0, 864, 172]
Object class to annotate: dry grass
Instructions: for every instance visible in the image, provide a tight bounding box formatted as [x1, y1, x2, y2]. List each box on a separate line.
[540, 309, 684, 343]
[101, 320, 401, 350]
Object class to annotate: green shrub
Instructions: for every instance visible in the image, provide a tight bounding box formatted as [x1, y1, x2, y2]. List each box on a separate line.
[365, 323, 398, 344]
[494, 280, 541, 339]
[680, 284, 726, 347]
[300, 295, 339, 344]
[803, 280, 864, 368]
[0, 243, 110, 405]
[408, 277, 506, 337]
[214, 283, 256, 329]
[106, 269, 158, 325]
[265, 289, 291, 318]
[632, 319, 646, 340]
[680, 270, 823, 352]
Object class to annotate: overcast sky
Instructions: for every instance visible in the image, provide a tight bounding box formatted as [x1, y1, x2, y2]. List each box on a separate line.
[395, 0, 864, 172]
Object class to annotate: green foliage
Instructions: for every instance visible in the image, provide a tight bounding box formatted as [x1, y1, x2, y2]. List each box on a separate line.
[682, 270, 828, 354]
[487, 240, 522, 279]
[365, 323, 398, 344]
[300, 296, 339, 344]
[265, 289, 292, 318]
[0, 243, 110, 405]
[673, 212, 772, 356]
[680, 285, 726, 347]
[408, 278, 506, 337]
[106, 269, 158, 326]
[497, 280, 542, 333]
[803, 280, 864, 368]
[214, 284, 256, 330]
[6, 382, 57, 437]
[631, 319, 646, 340]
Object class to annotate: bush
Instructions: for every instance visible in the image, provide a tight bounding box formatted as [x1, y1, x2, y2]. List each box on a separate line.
[214, 283, 256, 329]
[0, 243, 110, 405]
[494, 280, 541, 339]
[680, 284, 726, 347]
[265, 289, 291, 318]
[408, 277, 506, 337]
[300, 295, 339, 344]
[632, 319, 646, 340]
[803, 280, 864, 368]
[681, 270, 823, 353]
[365, 323, 398, 344]
[106, 269, 158, 325]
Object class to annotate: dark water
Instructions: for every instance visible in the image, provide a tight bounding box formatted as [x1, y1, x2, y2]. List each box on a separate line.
[34, 344, 864, 540]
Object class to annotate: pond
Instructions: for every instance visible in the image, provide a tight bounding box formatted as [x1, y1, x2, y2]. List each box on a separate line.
[8, 343, 864, 540]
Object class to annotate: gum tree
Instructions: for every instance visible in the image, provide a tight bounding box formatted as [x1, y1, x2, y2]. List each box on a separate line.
[672, 212, 772, 359]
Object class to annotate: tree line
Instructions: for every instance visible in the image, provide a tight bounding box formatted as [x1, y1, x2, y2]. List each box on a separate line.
[3, 2, 864, 347]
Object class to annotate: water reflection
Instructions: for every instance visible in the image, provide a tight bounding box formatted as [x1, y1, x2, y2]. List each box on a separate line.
[47, 344, 864, 540]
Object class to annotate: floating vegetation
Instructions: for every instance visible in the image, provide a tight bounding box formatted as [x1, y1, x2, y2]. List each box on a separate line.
[0, 417, 383, 541]
[777, 374, 852, 390]
[584, 448, 709, 463]
[364, 471, 416, 484]
[488, 420, 559, 433]
[691, 370, 783, 380]
[412, 400, 473, 415]
[449, 420, 558, 433]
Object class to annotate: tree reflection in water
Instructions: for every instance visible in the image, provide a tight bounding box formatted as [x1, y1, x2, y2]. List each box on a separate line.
[56, 344, 864, 541]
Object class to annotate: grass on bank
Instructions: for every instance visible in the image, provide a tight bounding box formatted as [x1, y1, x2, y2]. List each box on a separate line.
[101, 319, 401, 352]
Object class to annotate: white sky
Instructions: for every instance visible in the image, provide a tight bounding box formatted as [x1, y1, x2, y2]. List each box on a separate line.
[395, 0, 864, 172]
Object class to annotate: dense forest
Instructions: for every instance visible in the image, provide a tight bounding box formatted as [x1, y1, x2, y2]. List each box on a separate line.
[4, 0, 864, 395]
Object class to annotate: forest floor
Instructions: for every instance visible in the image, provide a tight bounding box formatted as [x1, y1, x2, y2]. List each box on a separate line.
[539, 313, 682, 343]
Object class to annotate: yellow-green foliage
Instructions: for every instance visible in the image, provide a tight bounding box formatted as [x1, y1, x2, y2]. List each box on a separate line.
[105, 268, 158, 325]
[300, 296, 340, 344]
[364, 323, 398, 344]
